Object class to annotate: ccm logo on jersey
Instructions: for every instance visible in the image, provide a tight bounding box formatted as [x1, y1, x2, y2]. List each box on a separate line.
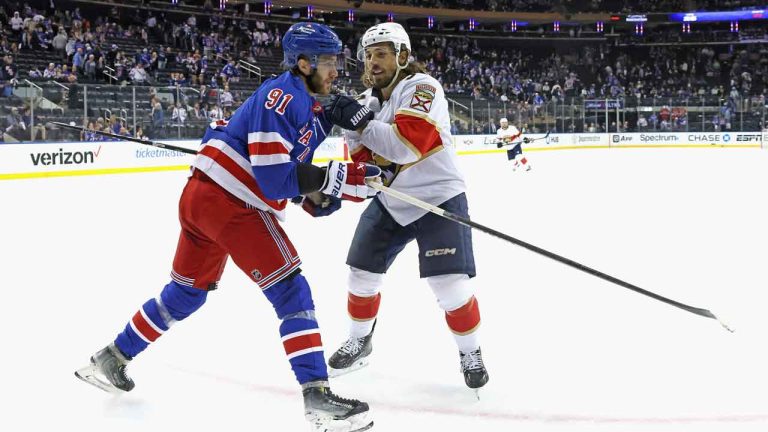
[425, 248, 457, 257]
[410, 84, 436, 113]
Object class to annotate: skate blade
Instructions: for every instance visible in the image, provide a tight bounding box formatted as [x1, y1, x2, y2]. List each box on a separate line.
[328, 358, 370, 378]
[472, 388, 481, 401]
[306, 411, 373, 432]
[74, 365, 125, 394]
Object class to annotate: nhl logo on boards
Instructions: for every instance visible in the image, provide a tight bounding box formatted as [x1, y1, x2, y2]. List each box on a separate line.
[251, 269, 262, 281]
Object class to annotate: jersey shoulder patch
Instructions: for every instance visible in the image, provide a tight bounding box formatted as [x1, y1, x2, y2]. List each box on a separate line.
[409, 83, 436, 113]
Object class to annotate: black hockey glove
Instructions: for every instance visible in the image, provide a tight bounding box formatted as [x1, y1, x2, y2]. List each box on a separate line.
[523, 137, 532, 144]
[322, 95, 374, 131]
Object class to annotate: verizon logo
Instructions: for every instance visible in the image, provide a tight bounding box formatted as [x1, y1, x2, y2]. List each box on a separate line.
[30, 146, 102, 166]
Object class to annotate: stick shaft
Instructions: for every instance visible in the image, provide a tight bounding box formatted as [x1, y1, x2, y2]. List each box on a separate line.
[367, 181, 718, 321]
[51, 122, 198, 155]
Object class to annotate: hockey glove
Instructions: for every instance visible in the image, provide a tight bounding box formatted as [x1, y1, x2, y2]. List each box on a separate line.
[523, 137, 532, 144]
[496, 141, 504, 148]
[291, 193, 342, 217]
[321, 160, 382, 202]
[322, 95, 375, 131]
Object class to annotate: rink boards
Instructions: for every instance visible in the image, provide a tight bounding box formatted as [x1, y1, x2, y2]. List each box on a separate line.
[1, 131, 764, 180]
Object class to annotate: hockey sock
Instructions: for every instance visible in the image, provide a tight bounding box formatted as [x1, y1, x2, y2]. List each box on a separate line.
[348, 293, 380, 338]
[445, 296, 481, 353]
[280, 312, 327, 384]
[267, 273, 327, 384]
[114, 281, 207, 358]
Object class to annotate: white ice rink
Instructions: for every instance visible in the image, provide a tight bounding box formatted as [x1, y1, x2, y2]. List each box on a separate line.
[3, 148, 768, 432]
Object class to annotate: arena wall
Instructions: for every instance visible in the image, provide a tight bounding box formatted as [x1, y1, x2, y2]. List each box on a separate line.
[1, 132, 764, 180]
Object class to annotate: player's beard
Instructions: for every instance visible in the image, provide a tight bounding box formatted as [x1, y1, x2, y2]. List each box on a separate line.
[304, 69, 321, 94]
[304, 69, 334, 95]
[364, 63, 395, 90]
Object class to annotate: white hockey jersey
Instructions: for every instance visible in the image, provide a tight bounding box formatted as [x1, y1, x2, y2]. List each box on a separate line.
[346, 73, 466, 226]
[496, 125, 521, 142]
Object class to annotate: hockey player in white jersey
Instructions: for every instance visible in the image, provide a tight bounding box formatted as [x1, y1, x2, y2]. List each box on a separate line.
[321, 22, 488, 392]
[496, 117, 532, 171]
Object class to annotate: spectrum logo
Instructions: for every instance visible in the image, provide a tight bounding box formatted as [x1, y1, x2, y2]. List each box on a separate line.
[30, 146, 102, 166]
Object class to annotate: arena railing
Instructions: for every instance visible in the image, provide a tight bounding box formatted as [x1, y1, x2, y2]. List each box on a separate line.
[6, 81, 766, 143]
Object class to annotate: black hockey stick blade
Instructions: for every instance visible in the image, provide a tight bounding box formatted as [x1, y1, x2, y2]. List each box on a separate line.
[367, 181, 734, 332]
[527, 130, 551, 143]
[50, 122, 198, 155]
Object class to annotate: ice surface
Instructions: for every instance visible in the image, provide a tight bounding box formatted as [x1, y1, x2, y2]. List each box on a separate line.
[2, 148, 768, 432]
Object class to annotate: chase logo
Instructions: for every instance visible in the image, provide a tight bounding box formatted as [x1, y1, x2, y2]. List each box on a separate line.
[723, 133, 731, 142]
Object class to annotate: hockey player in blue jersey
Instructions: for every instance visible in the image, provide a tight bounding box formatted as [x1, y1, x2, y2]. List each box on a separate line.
[75, 22, 379, 432]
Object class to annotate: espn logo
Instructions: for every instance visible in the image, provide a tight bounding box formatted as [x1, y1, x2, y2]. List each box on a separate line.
[736, 134, 761, 142]
[425, 248, 457, 257]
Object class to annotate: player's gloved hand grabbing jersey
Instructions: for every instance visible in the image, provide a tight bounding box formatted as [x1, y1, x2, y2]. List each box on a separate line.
[321, 160, 381, 202]
[322, 95, 374, 131]
[291, 192, 342, 217]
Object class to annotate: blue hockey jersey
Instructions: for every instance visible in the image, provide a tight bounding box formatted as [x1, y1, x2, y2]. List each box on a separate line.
[192, 71, 333, 221]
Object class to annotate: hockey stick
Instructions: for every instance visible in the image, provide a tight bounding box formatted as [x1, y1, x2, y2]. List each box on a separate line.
[367, 180, 733, 332]
[526, 130, 551, 143]
[50, 122, 198, 155]
[48, 121, 730, 329]
[496, 131, 550, 148]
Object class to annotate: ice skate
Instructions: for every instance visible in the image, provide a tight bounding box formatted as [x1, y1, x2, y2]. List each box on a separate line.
[75, 343, 135, 393]
[303, 383, 373, 432]
[328, 321, 375, 378]
[460, 348, 489, 399]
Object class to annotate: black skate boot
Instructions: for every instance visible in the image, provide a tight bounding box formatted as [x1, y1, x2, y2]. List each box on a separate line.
[460, 348, 489, 393]
[328, 320, 376, 378]
[75, 343, 135, 393]
[303, 382, 373, 432]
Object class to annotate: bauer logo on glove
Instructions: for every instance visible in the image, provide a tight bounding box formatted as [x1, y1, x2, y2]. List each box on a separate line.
[322, 95, 375, 131]
[321, 160, 382, 202]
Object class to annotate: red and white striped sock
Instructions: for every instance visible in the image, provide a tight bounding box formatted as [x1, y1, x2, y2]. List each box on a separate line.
[445, 296, 481, 353]
[348, 293, 381, 338]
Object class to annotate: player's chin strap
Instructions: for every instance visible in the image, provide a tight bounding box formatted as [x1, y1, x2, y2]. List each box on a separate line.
[382, 49, 409, 91]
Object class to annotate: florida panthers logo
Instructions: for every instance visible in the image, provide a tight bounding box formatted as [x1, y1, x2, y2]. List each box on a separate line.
[409, 84, 436, 113]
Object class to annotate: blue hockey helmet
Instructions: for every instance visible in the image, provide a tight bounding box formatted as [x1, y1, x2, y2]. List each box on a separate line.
[282, 22, 342, 69]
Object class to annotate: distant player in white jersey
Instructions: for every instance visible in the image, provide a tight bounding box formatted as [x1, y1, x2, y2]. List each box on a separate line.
[496, 117, 532, 171]
[320, 22, 488, 392]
